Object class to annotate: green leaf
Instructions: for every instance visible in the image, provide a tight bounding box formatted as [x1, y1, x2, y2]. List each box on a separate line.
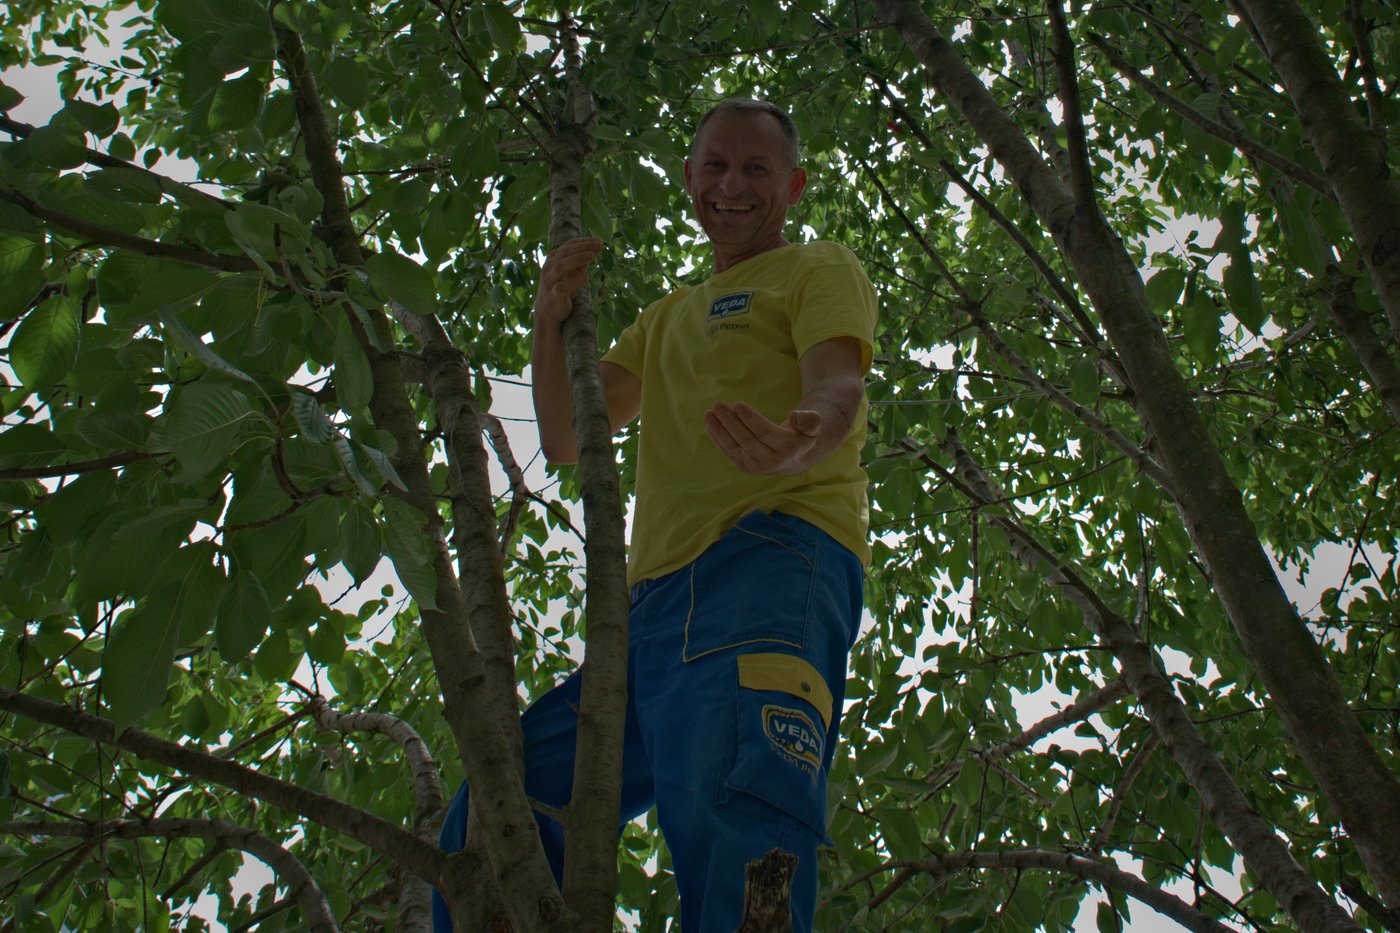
[333, 322, 373, 411]
[341, 502, 382, 585]
[292, 392, 332, 444]
[365, 252, 437, 316]
[1143, 267, 1185, 315]
[358, 439, 407, 491]
[102, 595, 182, 732]
[208, 72, 265, 132]
[1223, 247, 1266, 334]
[26, 123, 88, 169]
[1277, 196, 1329, 277]
[216, 566, 272, 661]
[1068, 356, 1098, 406]
[0, 81, 23, 111]
[160, 308, 257, 383]
[163, 381, 257, 482]
[381, 497, 439, 610]
[876, 807, 923, 862]
[321, 56, 370, 109]
[483, 3, 523, 50]
[331, 433, 378, 496]
[0, 202, 38, 236]
[10, 295, 80, 388]
[64, 100, 120, 138]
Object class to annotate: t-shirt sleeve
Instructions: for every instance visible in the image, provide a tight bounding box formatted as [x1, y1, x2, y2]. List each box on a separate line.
[601, 306, 650, 379]
[791, 248, 878, 373]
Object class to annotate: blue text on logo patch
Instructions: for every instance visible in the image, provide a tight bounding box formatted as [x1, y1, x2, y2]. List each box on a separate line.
[709, 292, 753, 319]
[761, 704, 822, 774]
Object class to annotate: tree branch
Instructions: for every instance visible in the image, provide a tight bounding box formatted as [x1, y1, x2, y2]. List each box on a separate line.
[0, 188, 257, 273]
[1046, 1, 1098, 209]
[1086, 34, 1333, 199]
[307, 696, 443, 818]
[900, 849, 1237, 933]
[481, 410, 530, 548]
[0, 115, 233, 207]
[2, 818, 339, 932]
[0, 687, 443, 888]
[1325, 265, 1400, 427]
[982, 679, 1130, 764]
[0, 452, 156, 481]
[1090, 732, 1160, 853]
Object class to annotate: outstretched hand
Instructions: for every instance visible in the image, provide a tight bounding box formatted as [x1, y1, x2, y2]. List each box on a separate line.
[704, 402, 824, 475]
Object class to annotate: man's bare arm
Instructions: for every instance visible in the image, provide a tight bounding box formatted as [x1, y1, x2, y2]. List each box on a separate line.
[704, 336, 865, 475]
[531, 237, 641, 464]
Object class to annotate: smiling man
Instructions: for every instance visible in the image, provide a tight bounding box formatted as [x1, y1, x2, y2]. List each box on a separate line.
[435, 98, 878, 933]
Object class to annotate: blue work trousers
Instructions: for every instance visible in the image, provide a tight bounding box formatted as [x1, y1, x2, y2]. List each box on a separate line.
[433, 510, 863, 932]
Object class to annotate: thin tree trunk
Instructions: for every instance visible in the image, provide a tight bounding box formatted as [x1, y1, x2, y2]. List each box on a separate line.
[271, 15, 568, 930]
[546, 23, 632, 933]
[874, 0, 1400, 909]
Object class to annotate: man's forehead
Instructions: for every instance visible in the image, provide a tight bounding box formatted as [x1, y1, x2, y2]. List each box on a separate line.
[693, 114, 788, 158]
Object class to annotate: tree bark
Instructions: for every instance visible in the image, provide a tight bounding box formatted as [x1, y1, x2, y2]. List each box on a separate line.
[271, 15, 568, 930]
[1232, 0, 1400, 349]
[545, 24, 632, 933]
[735, 849, 798, 933]
[875, 0, 1400, 909]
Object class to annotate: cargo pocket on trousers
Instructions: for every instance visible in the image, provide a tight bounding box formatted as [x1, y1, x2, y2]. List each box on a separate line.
[719, 652, 834, 839]
[683, 511, 816, 661]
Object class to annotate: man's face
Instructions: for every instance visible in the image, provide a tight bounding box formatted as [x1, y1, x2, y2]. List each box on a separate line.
[684, 110, 807, 264]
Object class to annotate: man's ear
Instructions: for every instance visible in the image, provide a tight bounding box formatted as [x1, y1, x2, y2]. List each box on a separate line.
[788, 167, 808, 205]
[684, 159, 693, 187]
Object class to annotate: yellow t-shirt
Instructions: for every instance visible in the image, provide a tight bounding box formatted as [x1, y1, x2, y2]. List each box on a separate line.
[602, 241, 878, 587]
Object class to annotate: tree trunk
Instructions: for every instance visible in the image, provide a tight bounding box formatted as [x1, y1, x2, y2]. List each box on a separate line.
[547, 24, 633, 933]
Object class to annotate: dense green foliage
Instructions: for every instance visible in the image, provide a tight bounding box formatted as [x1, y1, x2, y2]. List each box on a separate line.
[1, 0, 1397, 930]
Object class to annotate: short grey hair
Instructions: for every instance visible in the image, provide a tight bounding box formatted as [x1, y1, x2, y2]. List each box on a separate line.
[691, 98, 801, 169]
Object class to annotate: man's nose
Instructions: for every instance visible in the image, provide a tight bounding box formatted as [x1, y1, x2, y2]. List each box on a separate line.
[716, 167, 745, 196]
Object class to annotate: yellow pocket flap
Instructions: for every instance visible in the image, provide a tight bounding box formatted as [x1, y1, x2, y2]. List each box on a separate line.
[738, 653, 833, 729]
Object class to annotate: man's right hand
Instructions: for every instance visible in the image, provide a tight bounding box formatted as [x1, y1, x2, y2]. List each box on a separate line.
[534, 236, 605, 325]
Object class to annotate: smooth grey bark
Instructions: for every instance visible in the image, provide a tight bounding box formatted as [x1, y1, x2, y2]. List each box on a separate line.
[874, 0, 1400, 911]
[546, 25, 632, 933]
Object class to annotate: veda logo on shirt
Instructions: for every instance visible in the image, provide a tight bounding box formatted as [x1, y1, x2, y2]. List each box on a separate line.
[761, 704, 823, 774]
[708, 292, 753, 319]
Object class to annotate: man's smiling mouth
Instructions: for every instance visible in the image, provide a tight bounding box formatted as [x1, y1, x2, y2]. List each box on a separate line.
[712, 202, 754, 214]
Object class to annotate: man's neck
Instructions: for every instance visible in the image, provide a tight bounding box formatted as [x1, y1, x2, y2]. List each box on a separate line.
[712, 235, 791, 274]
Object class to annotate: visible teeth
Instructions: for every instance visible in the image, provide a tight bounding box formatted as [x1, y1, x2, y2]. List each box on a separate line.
[713, 203, 753, 213]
